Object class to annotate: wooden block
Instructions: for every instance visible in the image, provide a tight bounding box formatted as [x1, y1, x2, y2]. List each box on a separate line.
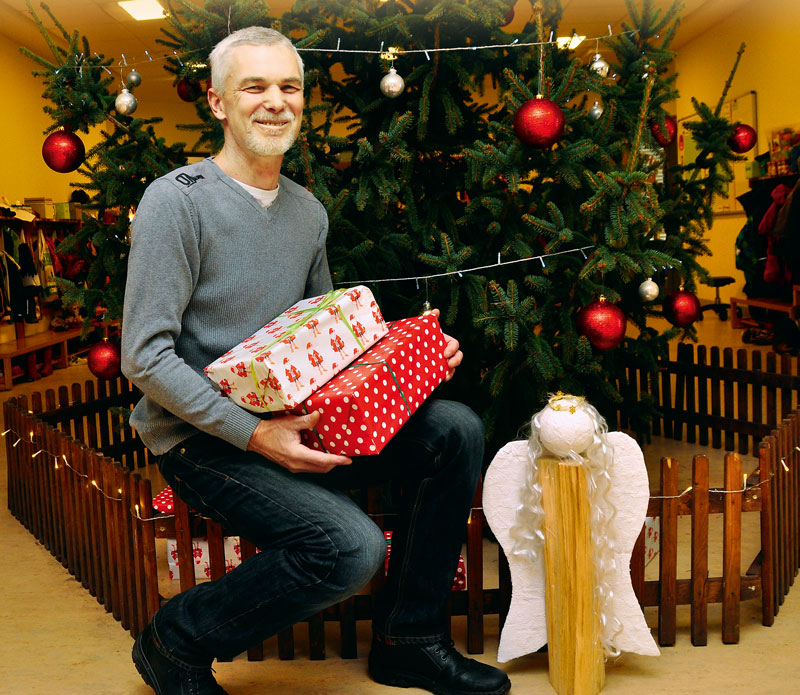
[540, 457, 605, 695]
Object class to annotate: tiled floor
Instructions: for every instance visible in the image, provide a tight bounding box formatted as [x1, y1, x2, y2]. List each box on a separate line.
[2, 312, 799, 694]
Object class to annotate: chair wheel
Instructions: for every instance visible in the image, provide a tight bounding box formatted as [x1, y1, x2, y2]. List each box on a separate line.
[719, 308, 728, 321]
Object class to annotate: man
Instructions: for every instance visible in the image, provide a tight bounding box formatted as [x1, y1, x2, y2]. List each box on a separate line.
[123, 26, 511, 695]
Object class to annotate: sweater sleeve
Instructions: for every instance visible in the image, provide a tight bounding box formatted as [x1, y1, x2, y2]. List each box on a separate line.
[121, 180, 261, 451]
[305, 195, 333, 298]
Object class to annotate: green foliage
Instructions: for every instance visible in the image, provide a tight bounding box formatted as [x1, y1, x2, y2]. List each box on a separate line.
[22, 2, 188, 328]
[26, 0, 745, 457]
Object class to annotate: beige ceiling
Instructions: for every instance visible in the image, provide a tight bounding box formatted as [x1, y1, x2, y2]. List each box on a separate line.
[3, 0, 749, 85]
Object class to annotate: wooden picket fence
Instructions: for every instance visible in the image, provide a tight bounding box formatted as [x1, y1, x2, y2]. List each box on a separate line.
[615, 343, 800, 457]
[4, 344, 800, 657]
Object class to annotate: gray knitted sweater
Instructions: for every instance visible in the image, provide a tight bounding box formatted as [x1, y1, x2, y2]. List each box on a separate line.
[121, 158, 332, 455]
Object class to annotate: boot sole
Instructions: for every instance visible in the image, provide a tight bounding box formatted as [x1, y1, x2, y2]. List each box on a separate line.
[132, 636, 163, 695]
[369, 661, 511, 695]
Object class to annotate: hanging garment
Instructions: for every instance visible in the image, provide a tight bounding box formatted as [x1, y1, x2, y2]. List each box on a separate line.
[0, 231, 9, 317]
[18, 242, 41, 323]
[43, 233, 63, 275]
[36, 229, 59, 302]
[776, 179, 800, 283]
[758, 184, 793, 286]
[3, 230, 25, 323]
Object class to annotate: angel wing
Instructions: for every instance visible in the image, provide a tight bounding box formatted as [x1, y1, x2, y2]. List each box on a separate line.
[483, 433, 659, 662]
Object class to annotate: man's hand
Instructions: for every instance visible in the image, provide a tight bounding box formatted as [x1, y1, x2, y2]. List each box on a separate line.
[429, 308, 462, 382]
[246, 412, 352, 473]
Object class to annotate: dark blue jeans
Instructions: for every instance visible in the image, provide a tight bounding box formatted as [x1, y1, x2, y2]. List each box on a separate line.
[151, 399, 484, 668]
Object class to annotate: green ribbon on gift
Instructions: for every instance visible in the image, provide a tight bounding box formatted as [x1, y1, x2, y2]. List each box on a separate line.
[302, 357, 413, 454]
[249, 287, 367, 398]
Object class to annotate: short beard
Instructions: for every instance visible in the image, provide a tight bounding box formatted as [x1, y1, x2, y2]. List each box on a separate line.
[245, 111, 301, 156]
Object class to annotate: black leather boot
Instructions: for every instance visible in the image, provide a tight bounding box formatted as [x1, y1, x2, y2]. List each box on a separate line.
[369, 636, 511, 695]
[132, 624, 228, 695]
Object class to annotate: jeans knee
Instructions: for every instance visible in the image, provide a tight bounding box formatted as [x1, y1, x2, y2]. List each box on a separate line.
[453, 403, 485, 451]
[335, 518, 386, 593]
[302, 514, 384, 598]
[430, 400, 485, 469]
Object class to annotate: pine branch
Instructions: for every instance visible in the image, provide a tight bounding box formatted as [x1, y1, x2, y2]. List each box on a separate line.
[714, 42, 746, 118]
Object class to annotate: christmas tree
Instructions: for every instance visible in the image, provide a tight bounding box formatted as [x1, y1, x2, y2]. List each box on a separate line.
[21, 1, 187, 325]
[25, 0, 748, 455]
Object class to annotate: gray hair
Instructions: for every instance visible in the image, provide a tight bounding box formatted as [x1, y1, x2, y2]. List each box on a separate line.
[209, 26, 304, 95]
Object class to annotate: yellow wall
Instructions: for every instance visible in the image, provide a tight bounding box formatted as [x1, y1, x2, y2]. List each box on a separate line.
[0, 33, 98, 205]
[2, 31, 200, 208]
[674, 0, 800, 303]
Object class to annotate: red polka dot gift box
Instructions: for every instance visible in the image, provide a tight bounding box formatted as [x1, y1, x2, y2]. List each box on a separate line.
[152, 485, 175, 512]
[205, 285, 387, 413]
[292, 314, 449, 456]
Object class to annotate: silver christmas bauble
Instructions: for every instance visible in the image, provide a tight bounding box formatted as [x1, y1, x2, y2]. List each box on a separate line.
[115, 88, 138, 115]
[638, 277, 659, 302]
[126, 69, 142, 88]
[380, 68, 405, 98]
[589, 53, 610, 79]
[589, 100, 604, 121]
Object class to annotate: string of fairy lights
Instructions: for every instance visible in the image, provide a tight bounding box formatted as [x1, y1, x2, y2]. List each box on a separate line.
[56, 24, 635, 74]
[335, 245, 597, 287]
[55, 23, 637, 112]
[3, 424, 794, 523]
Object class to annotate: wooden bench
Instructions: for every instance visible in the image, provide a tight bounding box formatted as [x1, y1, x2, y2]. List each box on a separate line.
[0, 326, 83, 390]
[729, 285, 800, 329]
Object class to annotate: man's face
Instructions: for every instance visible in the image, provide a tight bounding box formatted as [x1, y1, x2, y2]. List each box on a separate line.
[211, 43, 304, 157]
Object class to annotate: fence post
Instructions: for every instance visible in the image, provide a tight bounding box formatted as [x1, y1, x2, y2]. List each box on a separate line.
[673, 344, 688, 442]
[784, 416, 800, 586]
[238, 538, 266, 661]
[736, 349, 749, 455]
[758, 437, 775, 626]
[710, 348, 722, 449]
[690, 455, 709, 646]
[722, 453, 742, 644]
[658, 457, 679, 646]
[467, 480, 485, 655]
[697, 346, 709, 447]
[135, 475, 161, 627]
[723, 350, 735, 452]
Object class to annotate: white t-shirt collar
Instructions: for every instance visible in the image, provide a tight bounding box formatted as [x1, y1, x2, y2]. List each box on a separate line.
[231, 178, 280, 208]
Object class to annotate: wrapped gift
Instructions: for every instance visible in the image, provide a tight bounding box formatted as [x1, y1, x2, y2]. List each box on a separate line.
[205, 286, 387, 412]
[383, 531, 466, 591]
[293, 314, 448, 456]
[166, 536, 243, 580]
[644, 516, 660, 566]
[152, 486, 175, 513]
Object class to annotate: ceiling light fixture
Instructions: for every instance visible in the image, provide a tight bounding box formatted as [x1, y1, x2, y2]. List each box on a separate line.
[118, 0, 166, 21]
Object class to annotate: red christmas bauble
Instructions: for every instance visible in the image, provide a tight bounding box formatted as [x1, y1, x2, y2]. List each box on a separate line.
[42, 129, 85, 173]
[728, 123, 757, 154]
[663, 289, 701, 327]
[87, 340, 121, 380]
[513, 97, 565, 148]
[176, 78, 203, 102]
[649, 115, 677, 147]
[576, 298, 627, 350]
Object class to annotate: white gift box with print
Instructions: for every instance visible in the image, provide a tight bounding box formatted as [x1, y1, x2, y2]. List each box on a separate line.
[204, 286, 387, 412]
[166, 536, 243, 581]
